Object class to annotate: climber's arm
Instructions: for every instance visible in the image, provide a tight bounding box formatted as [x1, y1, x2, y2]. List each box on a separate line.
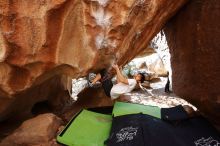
[112, 64, 128, 85]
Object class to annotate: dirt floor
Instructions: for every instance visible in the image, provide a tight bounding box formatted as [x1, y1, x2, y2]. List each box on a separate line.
[122, 77, 196, 109]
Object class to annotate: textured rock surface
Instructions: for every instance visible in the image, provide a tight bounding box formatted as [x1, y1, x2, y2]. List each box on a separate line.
[133, 53, 168, 76]
[0, 0, 188, 120]
[0, 113, 63, 146]
[164, 0, 220, 129]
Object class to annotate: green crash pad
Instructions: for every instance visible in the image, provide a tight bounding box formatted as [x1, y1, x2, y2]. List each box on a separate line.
[113, 102, 161, 119]
[57, 110, 112, 146]
[57, 102, 161, 146]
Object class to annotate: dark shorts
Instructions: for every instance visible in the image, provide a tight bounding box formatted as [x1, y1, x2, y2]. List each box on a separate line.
[100, 69, 113, 97]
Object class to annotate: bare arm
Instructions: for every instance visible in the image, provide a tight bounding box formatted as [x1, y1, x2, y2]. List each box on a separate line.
[112, 64, 129, 85]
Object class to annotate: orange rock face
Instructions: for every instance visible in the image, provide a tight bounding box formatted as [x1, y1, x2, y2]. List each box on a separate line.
[0, 0, 188, 120]
[164, 0, 220, 130]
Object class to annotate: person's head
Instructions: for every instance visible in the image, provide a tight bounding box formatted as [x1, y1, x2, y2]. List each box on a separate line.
[134, 73, 145, 83]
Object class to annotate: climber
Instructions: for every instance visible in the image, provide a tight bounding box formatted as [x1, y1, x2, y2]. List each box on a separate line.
[89, 64, 145, 100]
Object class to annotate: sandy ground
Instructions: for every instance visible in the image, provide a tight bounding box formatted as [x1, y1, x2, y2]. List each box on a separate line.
[126, 77, 196, 110]
[127, 89, 196, 109]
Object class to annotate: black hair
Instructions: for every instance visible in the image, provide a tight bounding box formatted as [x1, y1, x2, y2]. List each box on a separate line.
[138, 73, 145, 83]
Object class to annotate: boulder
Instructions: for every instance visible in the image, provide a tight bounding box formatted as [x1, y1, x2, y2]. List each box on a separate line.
[144, 53, 168, 76]
[0, 113, 63, 146]
[63, 87, 113, 121]
[129, 53, 168, 76]
[0, 0, 188, 120]
[164, 0, 220, 130]
[136, 47, 156, 58]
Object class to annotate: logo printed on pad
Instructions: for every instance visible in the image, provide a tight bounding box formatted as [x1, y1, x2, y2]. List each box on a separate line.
[116, 126, 138, 143]
[194, 137, 220, 146]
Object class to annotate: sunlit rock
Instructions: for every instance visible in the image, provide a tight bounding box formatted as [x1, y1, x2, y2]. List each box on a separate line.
[0, 0, 189, 120]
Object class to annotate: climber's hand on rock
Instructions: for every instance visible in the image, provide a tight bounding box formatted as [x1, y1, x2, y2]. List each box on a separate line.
[112, 64, 119, 70]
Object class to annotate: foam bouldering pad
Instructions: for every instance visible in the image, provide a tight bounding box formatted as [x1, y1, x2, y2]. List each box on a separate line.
[112, 102, 161, 118]
[57, 102, 161, 146]
[105, 113, 220, 146]
[57, 110, 112, 146]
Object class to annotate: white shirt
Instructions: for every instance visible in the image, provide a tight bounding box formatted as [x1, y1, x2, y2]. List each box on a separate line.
[110, 79, 137, 100]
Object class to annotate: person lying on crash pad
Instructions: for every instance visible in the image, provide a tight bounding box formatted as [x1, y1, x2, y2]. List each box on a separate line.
[89, 64, 145, 101]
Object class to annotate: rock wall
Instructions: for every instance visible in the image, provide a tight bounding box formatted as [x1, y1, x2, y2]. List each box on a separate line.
[164, 0, 220, 129]
[0, 0, 188, 121]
